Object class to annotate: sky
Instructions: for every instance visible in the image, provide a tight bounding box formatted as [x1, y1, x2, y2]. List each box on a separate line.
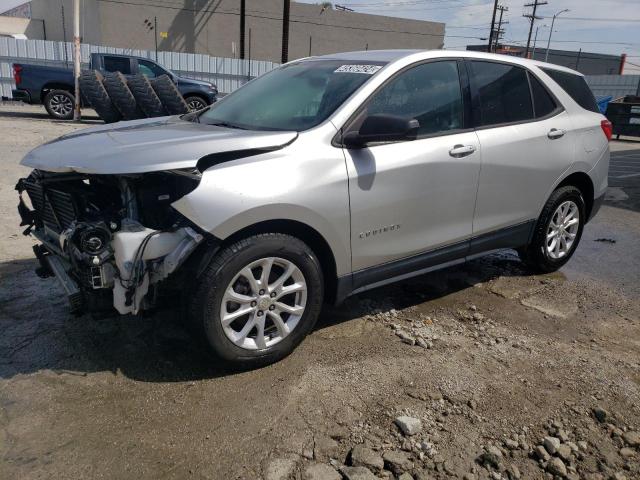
[299, 0, 640, 74]
[1, 0, 638, 73]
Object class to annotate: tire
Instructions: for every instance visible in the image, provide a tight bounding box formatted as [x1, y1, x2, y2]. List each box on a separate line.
[126, 74, 166, 118]
[518, 185, 586, 273]
[79, 70, 122, 124]
[150, 75, 189, 115]
[183, 95, 209, 112]
[43, 89, 75, 120]
[102, 71, 144, 120]
[189, 233, 324, 368]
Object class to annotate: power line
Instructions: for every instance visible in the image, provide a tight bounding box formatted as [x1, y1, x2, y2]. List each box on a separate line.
[95, 0, 456, 38]
[538, 16, 640, 23]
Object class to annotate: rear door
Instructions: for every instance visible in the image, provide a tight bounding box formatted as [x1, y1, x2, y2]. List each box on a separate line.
[468, 60, 575, 239]
[344, 59, 482, 276]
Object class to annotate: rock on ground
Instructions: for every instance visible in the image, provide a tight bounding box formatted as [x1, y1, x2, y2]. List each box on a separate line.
[340, 466, 378, 480]
[546, 457, 567, 477]
[622, 431, 640, 447]
[395, 416, 422, 436]
[350, 444, 384, 472]
[383, 449, 413, 474]
[302, 463, 341, 480]
[263, 457, 297, 480]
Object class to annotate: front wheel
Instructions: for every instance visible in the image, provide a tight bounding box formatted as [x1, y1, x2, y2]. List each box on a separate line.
[189, 233, 324, 368]
[518, 185, 586, 273]
[184, 95, 208, 112]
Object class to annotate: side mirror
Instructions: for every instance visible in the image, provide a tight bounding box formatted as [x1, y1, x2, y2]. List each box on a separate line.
[343, 114, 420, 148]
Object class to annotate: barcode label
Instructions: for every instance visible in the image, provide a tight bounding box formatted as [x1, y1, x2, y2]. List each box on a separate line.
[334, 64, 382, 75]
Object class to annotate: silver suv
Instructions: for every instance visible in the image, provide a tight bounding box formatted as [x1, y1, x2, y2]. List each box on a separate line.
[17, 50, 610, 367]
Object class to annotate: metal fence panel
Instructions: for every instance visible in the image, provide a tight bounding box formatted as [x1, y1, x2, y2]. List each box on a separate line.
[1, 38, 279, 99]
[586, 75, 640, 100]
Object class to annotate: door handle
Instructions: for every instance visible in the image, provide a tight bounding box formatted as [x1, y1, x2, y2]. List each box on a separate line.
[547, 128, 566, 139]
[449, 144, 476, 157]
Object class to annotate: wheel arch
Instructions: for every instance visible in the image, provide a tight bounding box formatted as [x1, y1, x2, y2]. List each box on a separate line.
[41, 82, 74, 102]
[220, 219, 340, 304]
[556, 171, 595, 220]
[182, 92, 210, 104]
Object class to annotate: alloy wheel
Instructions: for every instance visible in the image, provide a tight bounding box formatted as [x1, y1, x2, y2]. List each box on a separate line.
[220, 257, 307, 350]
[546, 200, 580, 259]
[50, 94, 73, 117]
[187, 98, 207, 112]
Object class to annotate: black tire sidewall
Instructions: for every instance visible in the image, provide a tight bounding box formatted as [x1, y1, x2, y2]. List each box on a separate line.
[195, 235, 324, 366]
[44, 90, 74, 120]
[529, 186, 586, 271]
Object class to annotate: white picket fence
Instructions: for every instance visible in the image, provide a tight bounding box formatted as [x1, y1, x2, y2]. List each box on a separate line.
[0, 37, 279, 99]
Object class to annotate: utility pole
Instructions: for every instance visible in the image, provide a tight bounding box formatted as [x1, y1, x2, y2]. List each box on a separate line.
[154, 16, 158, 61]
[281, 0, 290, 63]
[487, 0, 499, 52]
[575, 48, 582, 71]
[524, 0, 547, 58]
[240, 0, 246, 59]
[531, 24, 547, 60]
[61, 5, 68, 67]
[73, 0, 81, 121]
[493, 5, 508, 52]
[545, 9, 569, 62]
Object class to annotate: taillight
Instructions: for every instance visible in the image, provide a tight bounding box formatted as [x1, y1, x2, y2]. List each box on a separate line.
[13, 64, 22, 85]
[600, 119, 613, 141]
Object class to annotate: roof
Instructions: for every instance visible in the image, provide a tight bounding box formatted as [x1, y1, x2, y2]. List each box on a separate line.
[311, 49, 584, 76]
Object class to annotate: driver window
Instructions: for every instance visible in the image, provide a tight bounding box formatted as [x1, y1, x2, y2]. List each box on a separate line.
[138, 60, 166, 78]
[365, 61, 464, 136]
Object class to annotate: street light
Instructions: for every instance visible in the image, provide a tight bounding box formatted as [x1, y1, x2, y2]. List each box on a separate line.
[532, 24, 548, 60]
[545, 9, 569, 62]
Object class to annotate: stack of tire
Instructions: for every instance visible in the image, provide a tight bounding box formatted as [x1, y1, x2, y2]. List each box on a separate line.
[79, 70, 191, 123]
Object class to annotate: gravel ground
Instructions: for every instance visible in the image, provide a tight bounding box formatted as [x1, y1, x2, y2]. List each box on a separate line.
[0, 105, 639, 480]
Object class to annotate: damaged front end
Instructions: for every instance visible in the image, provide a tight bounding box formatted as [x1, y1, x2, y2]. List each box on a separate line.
[16, 168, 210, 315]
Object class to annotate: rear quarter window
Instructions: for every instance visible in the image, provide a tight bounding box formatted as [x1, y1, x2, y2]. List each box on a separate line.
[541, 68, 599, 113]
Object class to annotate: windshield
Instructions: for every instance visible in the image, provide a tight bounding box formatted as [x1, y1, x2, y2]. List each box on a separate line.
[199, 60, 387, 131]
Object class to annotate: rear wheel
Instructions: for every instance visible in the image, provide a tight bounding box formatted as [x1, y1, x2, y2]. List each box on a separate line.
[518, 185, 586, 273]
[43, 89, 74, 120]
[189, 233, 324, 368]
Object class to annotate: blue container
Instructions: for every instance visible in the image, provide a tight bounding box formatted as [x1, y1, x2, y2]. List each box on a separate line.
[596, 96, 613, 114]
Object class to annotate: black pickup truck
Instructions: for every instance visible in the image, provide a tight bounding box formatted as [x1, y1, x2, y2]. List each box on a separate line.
[12, 53, 218, 120]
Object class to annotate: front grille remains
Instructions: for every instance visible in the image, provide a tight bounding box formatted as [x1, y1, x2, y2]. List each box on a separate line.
[23, 176, 79, 231]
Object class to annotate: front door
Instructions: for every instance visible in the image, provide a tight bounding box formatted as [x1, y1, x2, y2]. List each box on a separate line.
[343, 60, 481, 278]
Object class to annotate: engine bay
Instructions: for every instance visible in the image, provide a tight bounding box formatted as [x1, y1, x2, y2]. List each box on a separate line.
[16, 168, 206, 315]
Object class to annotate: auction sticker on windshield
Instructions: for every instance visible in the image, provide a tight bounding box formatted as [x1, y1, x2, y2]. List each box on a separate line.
[334, 64, 383, 74]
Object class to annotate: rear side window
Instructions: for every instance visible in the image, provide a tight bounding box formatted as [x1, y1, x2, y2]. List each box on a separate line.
[541, 68, 599, 113]
[469, 61, 534, 126]
[529, 73, 558, 118]
[103, 56, 131, 74]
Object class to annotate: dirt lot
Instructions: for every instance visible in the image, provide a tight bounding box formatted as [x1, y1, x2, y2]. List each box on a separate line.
[0, 104, 639, 480]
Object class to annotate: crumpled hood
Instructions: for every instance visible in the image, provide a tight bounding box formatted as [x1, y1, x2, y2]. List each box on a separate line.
[21, 116, 298, 174]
